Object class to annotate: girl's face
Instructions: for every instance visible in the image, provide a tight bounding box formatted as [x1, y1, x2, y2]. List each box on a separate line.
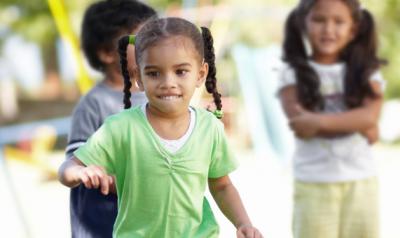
[305, 0, 356, 64]
[137, 36, 207, 117]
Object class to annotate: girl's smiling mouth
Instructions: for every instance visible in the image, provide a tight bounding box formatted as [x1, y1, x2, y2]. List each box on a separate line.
[158, 94, 183, 100]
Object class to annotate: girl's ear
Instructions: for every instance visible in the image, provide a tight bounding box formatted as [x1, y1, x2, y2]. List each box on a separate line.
[97, 49, 117, 64]
[135, 68, 145, 91]
[350, 23, 359, 41]
[127, 44, 138, 73]
[196, 61, 208, 88]
[130, 66, 143, 91]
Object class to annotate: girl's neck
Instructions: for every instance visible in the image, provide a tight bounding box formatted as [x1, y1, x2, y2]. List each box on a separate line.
[311, 54, 340, 65]
[146, 105, 191, 140]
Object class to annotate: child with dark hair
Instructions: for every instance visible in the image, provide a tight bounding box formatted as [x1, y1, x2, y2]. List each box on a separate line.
[59, 17, 262, 238]
[277, 0, 386, 237]
[64, 1, 156, 237]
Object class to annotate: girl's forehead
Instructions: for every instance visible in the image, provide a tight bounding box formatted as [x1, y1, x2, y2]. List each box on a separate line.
[310, 0, 351, 13]
[145, 36, 201, 58]
[139, 35, 201, 65]
[154, 35, 196, 50]
[307, 0, 354, 20]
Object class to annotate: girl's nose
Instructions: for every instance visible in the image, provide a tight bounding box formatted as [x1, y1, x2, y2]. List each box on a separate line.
[160, 73, 177, 88]
[324, 21, 335, 35]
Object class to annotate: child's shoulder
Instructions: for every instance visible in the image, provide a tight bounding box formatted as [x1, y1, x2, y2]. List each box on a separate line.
[86, 81, 119, 99]
[277, 61, 296, 77]
[194, 107, 217, 120]
[76, 82, 113, 106]
[74, 81, 125, 116]
[279, 61, 293, 71]
[276, 61, 297, 90]
[193, 107, 225, 130]
[103, 106, 142, 126]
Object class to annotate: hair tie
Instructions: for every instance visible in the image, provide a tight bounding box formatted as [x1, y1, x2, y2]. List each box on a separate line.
[213, 109, 223, 119]
[128, 35, 136, 45]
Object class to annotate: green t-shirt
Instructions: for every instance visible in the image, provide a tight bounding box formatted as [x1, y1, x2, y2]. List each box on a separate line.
[74, 106, 238, 238]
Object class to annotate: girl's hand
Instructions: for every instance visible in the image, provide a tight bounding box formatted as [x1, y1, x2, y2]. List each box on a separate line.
[289, 105, 320, 139]
[109, 175, 117, 194]
[361, 126, 379, 144]
[237, 224, 263, 238]
[77, 165, 114, 195]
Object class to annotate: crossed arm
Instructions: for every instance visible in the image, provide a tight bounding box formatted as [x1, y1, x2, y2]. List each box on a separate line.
[278, 81, 383, 142]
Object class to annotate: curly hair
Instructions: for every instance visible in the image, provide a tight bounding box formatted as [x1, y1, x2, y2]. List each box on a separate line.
[81, 0, 156, 71]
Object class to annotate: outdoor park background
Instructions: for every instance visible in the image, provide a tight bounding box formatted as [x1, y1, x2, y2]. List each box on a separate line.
[0, 0, 399, 237]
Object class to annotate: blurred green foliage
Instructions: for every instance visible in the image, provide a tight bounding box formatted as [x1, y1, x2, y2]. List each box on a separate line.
[0, 1, 56, 50]
[379, 0, 400, 99]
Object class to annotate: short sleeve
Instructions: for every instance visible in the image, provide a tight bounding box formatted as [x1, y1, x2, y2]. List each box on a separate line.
[370, 70, 386, 92]
[276, 63, 296, 96]
[65, 94, 102, 160]
[208, 121, 239, 178]
[74, 119, 118, 174]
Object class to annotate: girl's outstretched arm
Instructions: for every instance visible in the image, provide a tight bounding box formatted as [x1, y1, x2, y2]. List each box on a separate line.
[208, 176, 263, 238]
[58, 156, 114, 195]
[279, 81, 383, 140]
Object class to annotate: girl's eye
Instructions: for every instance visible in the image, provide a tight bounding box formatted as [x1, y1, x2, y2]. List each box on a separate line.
[176, 69, 188, 76]
[335, 19, 345, 25]
[312, 15, 325, 23]
[146, 71, 160, 78]
[313, 18, 324, 23]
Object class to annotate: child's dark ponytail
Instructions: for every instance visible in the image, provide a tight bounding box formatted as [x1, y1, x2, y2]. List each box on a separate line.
[201, 27, 223, 117]
[118, 35, 132, 109]
[283, 9, 324, 111]
[343, 8, 385, 108]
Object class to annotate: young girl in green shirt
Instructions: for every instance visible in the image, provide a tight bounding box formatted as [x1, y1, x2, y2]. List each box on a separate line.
[58, 17, 262, 238]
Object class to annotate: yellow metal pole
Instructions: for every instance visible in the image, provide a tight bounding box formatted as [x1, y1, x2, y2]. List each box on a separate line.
[47, 0, 93, 94]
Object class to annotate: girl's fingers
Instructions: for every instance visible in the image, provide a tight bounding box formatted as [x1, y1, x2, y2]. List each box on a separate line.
[99, 173, 110, 195]
[80, 173, 92, 189]
[109, 176, 117, 194]
[78, 166, 112, 194]
[236, 230, 244, 238]
[250, 230, 256, 238]
[245, 231, 253, 238]
[294, 104, 307, 115]
[237, 228, 253, 238]
[93, 166, 110, 195]
[86, 169, 100, 188]
[99, 176, 110, 195]
[295, 131, 303, 138]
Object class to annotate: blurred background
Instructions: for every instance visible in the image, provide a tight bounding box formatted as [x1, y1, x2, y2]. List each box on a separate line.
[0, 0, 399, 237]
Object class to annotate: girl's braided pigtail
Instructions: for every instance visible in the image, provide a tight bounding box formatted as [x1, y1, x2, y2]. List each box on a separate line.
[118, 35, 135, 109]
[201, 27, 223, 119]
